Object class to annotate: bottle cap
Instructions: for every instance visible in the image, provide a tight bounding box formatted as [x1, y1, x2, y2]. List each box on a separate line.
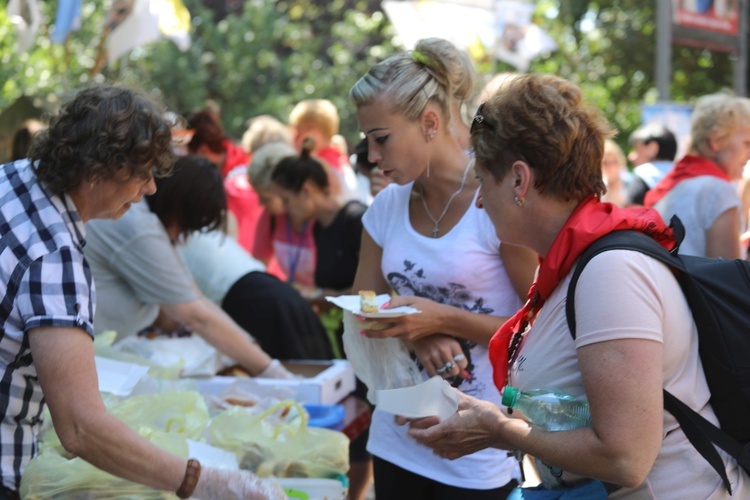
[502, 385, 519, 408]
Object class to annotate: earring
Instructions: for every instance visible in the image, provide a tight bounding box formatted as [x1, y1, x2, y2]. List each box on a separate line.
[425, 131, 436, 142]
[514, 195, 524, 207]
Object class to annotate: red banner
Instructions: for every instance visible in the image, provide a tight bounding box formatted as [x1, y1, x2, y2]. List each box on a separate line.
[673, 0, 739, 36]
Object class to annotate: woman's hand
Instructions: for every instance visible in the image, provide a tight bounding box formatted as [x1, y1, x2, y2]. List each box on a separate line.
[408, 335, 468, 379]
[401, 391, 517, 460]
[359, 296, 448, 341]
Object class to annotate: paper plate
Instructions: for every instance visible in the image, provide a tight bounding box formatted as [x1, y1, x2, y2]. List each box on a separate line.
[325, 294, 421, 318]
[376, 376, 460, 421]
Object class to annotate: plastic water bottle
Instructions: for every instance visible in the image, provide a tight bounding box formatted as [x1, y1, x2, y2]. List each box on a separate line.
[501, 386, 592, 431]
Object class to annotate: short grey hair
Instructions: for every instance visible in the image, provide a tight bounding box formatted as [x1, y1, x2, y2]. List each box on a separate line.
[690, 93, 750, 157]
[247, 141, 297, 190]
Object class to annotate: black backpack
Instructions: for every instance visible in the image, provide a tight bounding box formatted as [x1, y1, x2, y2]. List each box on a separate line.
[565, 216, 750, 494]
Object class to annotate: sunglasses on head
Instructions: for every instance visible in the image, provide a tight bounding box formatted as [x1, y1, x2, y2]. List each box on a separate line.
[470, 102, 495, 135]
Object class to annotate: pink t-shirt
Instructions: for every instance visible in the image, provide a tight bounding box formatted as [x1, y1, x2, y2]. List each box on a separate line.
[252, 212, 316, 287]
[510, 249, 749, 498]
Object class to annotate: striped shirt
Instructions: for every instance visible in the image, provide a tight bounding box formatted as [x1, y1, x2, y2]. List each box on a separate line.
[0, 160, 95, 490]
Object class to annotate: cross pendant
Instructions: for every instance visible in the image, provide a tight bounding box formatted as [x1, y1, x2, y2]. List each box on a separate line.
[432, 225, 440, 238]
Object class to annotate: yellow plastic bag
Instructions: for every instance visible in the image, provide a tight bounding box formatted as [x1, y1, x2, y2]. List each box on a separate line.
[109, 391, 209, 440]
[209, 400, 349, 479]
[20, 430, 186, 499]
[39, 391, 209, 455]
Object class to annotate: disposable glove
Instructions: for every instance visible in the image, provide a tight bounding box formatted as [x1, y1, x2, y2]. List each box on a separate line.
[193, 467, 287, 499]
[257, 359, 297, 379]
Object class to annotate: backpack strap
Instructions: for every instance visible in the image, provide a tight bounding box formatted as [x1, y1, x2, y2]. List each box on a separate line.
[565, 228, 688, 339]
[663, 391, 735, 494]
[564, 221, 742, 494]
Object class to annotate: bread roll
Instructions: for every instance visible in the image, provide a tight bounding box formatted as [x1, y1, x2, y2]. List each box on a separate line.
[359, 290, 379, 313]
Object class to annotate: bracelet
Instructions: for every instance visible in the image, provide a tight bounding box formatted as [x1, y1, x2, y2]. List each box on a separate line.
[176, 458, 201, 499]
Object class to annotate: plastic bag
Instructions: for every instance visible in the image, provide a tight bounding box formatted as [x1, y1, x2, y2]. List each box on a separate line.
[94, 331, 183, 380]
[39, 391, 210, 454]
[209, 401, 349, 480]
[113, 335, 228, 378]
[341, 310, 423, 404]
[202, 377, 297, 415]
[21, 430, 186, 499]
[108, 391, 210, 440]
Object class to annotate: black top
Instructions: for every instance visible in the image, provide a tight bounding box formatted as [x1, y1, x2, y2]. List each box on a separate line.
[625, 175, 650, 206]
[314, 200, 367, 291]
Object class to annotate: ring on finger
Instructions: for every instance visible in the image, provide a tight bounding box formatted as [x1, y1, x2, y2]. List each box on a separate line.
[453, 354, 466, 363]
[436, 361, 454, 374]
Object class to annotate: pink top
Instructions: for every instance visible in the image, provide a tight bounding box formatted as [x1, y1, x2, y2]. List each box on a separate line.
[252, 212, 316, 287]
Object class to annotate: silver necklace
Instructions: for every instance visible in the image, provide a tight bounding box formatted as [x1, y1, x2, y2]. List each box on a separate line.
[418, 159, 473, 238]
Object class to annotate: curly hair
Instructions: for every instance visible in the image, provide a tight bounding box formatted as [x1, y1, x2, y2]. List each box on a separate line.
[29, 84, 174, 196]
[146, 155, 226, 241]
[471, 74, 614, 202]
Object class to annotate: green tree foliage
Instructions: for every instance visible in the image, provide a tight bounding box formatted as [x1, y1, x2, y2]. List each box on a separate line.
[109, 0, 396, 141]
[1, 0, 394, 144]
[0, 2, 107, 105]
[473, 0, 738, 150]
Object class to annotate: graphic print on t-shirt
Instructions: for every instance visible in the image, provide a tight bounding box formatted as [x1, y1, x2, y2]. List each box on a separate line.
[387, 259, 494, 391]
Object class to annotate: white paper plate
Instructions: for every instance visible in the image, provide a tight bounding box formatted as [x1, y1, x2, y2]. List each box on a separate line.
[325, 294, 421, 318]
[376, 376, 460, 421]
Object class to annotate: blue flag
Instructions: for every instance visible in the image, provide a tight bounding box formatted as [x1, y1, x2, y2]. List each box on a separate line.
[51, 0, 82, 44]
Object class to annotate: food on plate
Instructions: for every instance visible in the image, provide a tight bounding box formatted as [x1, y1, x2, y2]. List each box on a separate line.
[217, 365, 252, 377]
[353, 317, 391, 331]
[359, 290, 379, 313]
[223, 397, 257, 408]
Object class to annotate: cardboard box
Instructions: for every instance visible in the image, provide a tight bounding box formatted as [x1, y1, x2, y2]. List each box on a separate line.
[198, 360, 355, 406]
[255, 360, 356, 405]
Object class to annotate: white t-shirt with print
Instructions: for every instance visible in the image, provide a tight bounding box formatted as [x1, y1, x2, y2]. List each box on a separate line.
[362, 182, 523, 489]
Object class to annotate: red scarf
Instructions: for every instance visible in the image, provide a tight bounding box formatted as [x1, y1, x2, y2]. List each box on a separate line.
[644, 155, 729, 207]
[489, 196, 675, 390]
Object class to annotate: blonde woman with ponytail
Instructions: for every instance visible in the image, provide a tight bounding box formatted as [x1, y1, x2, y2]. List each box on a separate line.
[349, 38, 538, 499]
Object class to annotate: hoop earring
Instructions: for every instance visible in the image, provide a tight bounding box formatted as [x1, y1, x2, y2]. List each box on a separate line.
[514, 195, 524, 207]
